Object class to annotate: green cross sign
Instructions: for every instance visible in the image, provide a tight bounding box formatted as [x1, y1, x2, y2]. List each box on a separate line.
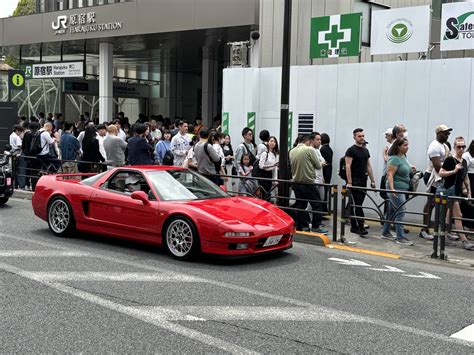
[310, 12, 362, 59]
[326, 25, 345, 48]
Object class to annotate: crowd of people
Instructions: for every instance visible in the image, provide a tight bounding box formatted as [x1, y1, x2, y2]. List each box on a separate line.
[7, 112, 474, 250]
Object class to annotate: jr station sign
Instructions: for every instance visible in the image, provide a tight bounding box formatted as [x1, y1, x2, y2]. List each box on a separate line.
[52, 10, 123, 35]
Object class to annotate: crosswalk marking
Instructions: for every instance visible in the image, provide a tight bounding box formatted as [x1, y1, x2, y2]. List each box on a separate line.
[22, 272, 202, 282]
[0, 251, 90, 257]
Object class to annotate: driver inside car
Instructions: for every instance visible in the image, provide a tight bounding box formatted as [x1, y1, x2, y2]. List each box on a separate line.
[124, 176, 141, 193]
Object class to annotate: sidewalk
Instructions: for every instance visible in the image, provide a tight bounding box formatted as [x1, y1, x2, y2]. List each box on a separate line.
[294, 216, 474, 269]
[13, 190, 474, 268]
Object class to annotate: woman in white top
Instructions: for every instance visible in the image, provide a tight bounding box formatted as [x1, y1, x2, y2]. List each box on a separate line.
[211, 132, 226, 178]
[259, 136, 279, 197]
[256, 130, 270, 159]
[463, 140, 474, 191]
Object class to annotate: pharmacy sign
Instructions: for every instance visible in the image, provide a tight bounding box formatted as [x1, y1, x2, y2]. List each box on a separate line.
[310, 13, 362, 59]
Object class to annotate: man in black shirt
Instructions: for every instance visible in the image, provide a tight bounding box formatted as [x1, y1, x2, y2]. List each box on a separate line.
[320, 133, 333, 215]
[345, 128, 376, 236]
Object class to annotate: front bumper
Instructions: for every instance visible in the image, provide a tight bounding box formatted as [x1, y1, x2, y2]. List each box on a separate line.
[201, 233, 294, 256]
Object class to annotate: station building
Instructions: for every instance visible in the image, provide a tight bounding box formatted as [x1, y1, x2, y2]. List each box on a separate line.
[0, 0, 464, 125]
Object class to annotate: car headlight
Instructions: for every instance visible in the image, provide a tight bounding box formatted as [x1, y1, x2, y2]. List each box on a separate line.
[224, 232, 253, 237]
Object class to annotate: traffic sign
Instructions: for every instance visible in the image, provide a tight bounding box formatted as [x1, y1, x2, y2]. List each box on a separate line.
[8, 70, 26, 91]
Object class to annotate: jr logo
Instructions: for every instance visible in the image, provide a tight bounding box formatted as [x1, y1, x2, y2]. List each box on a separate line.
[52, 15, 68, 31]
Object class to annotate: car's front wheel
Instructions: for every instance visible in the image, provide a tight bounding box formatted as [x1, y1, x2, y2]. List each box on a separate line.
[0, 197, 9, 206]
[164, 216, 200, 261]
[47, 196, 76, 237]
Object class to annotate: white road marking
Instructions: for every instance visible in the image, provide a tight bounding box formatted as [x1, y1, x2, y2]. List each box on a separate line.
[23, 272, 202, 282]
[0, 261, 257, 354]
[0, 233, 471, 348]
[403, 272, 441, 279]
[451, 325, 474, 342]
[369, 266, 405, 273]
[0, 251, 90, 257]
[132, 306, 362, 322]
[328, 257, 371, 266]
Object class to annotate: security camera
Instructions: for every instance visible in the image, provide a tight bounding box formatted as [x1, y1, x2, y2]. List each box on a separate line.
[250, 31, 260, 41]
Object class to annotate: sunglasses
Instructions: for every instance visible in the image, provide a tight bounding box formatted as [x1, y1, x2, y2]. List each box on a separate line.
[455, 145, 466, 149]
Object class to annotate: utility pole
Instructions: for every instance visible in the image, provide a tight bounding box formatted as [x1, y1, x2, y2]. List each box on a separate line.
[278, 0, 292, 207]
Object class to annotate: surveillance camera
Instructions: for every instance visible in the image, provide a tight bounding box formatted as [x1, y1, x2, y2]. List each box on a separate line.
[250, 31, 260, 41]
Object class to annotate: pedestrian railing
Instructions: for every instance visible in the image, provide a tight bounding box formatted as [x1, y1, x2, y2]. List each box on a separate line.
[10, 154, 108, 190]
[340, 185, 435, 242]
[434, 195, 474, 260]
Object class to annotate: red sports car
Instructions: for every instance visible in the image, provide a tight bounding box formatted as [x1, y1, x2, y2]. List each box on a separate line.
[32, 166, 294, 260]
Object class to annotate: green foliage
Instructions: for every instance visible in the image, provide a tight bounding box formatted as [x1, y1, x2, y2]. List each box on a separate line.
[12, 0, 36, 17]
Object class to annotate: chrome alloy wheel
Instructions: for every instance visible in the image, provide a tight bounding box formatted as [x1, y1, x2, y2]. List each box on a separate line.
[48, 199, 70, 234]
[166, 219, 194, 257]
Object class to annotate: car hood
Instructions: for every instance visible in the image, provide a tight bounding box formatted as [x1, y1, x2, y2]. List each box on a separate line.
[186, 196, 293, 228]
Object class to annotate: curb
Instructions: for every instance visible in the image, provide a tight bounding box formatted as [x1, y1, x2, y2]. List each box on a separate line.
[294, 231, 331, 247]
[294, 229, 401, 260]
[12, 190, 33, 200]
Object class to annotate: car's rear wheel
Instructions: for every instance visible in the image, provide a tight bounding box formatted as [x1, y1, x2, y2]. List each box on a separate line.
[47, 196, 75, 237]
[164, 216, 200, 261]
[0, 197, 8, 206]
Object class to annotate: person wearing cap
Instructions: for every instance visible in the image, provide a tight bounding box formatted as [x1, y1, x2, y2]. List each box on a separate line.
[127, 124, 154, 165]
[419, 124, 452, 241]
[124, 175, 141, 193]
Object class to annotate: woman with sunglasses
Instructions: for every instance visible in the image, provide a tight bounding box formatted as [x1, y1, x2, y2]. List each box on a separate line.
[439, 137, 474, 251]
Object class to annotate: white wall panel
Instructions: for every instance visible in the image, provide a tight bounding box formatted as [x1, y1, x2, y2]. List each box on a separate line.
[429, 59, 471, 143]
[357, 62, 383, 180]
[380, 61, 406, 124]
[403, 61, 431, 171]
[315, 64, 338, 150]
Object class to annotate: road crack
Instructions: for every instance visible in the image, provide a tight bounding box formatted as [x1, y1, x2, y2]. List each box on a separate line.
[205, 319, 346, 354]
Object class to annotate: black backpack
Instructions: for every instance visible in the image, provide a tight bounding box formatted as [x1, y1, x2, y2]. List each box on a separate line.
[29, 131, 44, 156]
[162, 150, 174, 166]
[338, 156, 347, 181]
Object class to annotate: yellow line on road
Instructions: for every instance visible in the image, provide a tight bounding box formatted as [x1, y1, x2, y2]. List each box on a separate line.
[327, 244, 400, 259]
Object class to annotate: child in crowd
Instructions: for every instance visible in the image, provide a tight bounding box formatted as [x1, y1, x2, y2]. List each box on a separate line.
[238, 153, 258, 195]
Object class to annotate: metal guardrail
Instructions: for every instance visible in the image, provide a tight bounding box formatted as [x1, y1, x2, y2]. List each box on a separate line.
[340, 185, 435, 241]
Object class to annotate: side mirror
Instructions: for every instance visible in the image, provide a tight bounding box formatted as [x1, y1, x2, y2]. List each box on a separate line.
[219, 185, 227, 192]
[131, 191, 150, 205]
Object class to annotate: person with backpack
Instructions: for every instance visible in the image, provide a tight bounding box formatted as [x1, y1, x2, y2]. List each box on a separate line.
[194, 129, 223, 186]
[234, 127, 256, 173]
[155, 130, 172, 165]
[36, 122, 60, 172]
[22, 121, 41, 191]
[344, 128, 376, 237]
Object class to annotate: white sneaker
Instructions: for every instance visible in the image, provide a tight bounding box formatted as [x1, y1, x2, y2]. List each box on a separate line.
[419, 230, 434, 241]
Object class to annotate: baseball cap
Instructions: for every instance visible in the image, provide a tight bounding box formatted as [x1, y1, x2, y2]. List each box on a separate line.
[435, 124, 453, 134]
[125, 176, 140, 185]
[384, 128, 392, 135]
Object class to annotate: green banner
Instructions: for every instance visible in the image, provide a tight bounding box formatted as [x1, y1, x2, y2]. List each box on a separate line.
[222, 112, 229, 135]
[310, 12, 362, 59]
[247, 112, 256, 132]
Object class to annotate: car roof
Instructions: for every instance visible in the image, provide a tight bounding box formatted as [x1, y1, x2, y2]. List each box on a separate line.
[117, 165, 187, 172]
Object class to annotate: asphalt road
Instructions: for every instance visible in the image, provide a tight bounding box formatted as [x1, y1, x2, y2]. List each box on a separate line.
[1, 197, 473, 353]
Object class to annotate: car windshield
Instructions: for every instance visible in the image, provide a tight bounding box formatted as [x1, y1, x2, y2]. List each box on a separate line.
[147, 170, 228, 201]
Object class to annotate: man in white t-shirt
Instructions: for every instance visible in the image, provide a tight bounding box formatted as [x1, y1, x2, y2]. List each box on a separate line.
[420, 124, 452, 241]
[9, 125, 24, 156]
[170, 120, 191, 166]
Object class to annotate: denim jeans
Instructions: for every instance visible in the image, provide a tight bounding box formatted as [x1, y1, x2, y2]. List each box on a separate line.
[382, 192, 407, 239]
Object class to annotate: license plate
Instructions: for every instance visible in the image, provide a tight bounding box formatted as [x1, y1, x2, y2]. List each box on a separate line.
[263, 235, 282, 247]
[6, 177, 11, 186]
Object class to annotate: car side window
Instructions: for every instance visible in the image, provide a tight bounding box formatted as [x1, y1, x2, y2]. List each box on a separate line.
[104, 171, 156, 200]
